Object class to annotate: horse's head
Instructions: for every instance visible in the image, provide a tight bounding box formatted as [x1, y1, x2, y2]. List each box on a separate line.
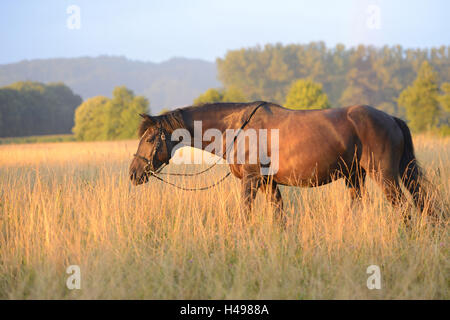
[129, 114, 172, 185]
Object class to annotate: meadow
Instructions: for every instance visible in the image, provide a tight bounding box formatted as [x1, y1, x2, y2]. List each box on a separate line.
[0, 136, 448, 299]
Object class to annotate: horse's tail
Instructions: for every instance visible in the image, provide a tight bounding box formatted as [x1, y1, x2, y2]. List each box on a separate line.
[393, 117, 429, 213]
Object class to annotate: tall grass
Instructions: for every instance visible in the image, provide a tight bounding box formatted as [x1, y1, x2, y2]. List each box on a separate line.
[0, 136, 448, 299]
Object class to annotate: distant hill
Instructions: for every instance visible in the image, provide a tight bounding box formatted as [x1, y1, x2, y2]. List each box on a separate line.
[0, 56, 220, 114]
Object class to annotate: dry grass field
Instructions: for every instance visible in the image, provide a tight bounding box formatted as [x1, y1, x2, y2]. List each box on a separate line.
[0, 136, 448, 299]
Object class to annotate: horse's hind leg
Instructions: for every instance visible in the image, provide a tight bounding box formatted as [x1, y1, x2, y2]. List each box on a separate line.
[345, 166, 366, 201]
[376, 173, 410, 221]
[260, 178, 285, 226]
[381, 177, 405, 206]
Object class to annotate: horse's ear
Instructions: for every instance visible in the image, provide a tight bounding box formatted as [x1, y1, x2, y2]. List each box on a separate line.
[138, 113, 157, 137]
[139, 113, 154, 123]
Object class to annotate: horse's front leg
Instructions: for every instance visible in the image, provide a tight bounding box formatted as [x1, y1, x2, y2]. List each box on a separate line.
[241, 169, 261, 219]
[260, 179, 285, 226]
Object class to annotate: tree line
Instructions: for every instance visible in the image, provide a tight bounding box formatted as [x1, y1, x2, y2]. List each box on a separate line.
[0, 81, 82, 137]
[218, 42, 450, 107]
[0, 81, 149, 140]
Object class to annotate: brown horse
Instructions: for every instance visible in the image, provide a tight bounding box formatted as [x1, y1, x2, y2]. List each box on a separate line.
[129, 101, 428, 222]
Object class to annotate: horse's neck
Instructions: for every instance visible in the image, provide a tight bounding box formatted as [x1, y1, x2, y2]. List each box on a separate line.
[180, 103, 246, 150]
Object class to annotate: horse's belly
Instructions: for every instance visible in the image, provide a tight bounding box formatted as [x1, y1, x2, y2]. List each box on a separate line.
[273, 164, 338, 187]
[272, 145, 353, 187]
[270, 118, 356, 186]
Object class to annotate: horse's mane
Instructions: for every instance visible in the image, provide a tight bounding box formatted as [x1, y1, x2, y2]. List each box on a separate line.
[138, 109, 185, 137]
[137, 102, 268, 137]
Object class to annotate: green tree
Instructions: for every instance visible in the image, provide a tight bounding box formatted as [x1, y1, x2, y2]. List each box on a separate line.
[440, 82, 450, 112]
[117, 94, 149, 139]
[194, 88, 223, 105]
[0, 81, 82, 137]
[222, 87, 248, 102]
[72, 96, 109, 141]
[398, 61, 441, 132]
[72, 86, 149, 141]
[284, 79, 330, 109]
[158, 108, 171, 115]
[437, 82, 450, 136]
[193, 87, 247, 105]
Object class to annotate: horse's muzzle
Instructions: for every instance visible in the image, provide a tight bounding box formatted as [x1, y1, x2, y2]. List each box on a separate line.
[129, 167, 149, 186]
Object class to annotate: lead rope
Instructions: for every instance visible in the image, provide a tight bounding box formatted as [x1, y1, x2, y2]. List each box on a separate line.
[150, 170, 232, 191]
[148, 102, 266, 191]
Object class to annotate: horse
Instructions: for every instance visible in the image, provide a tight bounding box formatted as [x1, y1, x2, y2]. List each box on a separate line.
[129, 101, 429, 223]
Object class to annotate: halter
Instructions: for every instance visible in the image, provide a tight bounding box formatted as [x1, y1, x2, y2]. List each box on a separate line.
[133, 125, 170, 176]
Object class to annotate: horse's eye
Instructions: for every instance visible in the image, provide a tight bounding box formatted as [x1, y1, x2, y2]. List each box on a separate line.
[146, 136, 155, 143]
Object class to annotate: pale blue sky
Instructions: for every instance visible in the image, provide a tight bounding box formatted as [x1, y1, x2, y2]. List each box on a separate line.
[1, 0, 449, 64]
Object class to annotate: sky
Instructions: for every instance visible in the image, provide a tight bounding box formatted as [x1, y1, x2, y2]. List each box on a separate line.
[0, 0, 449, 64]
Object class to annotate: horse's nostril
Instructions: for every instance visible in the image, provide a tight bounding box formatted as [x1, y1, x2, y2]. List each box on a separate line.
[130, 170, 137, 181]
